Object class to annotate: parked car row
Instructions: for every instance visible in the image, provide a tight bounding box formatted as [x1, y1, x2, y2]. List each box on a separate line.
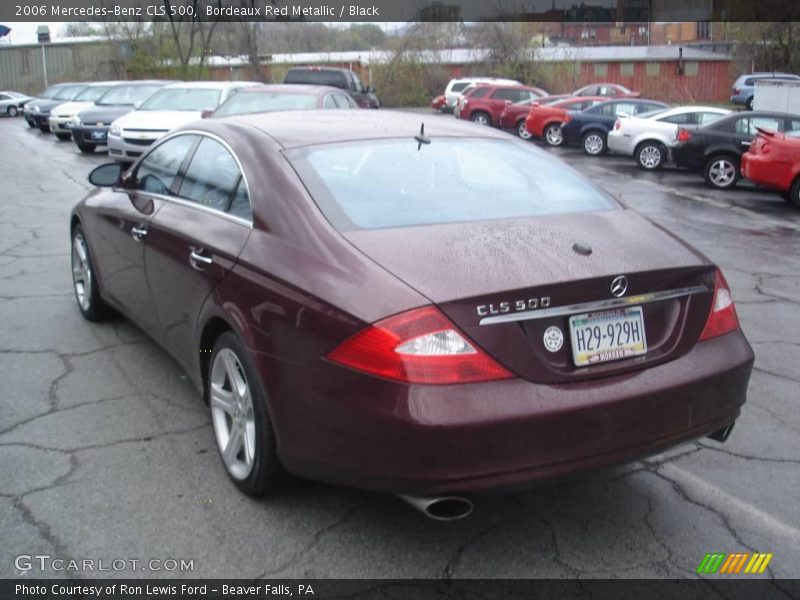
[430, 76, 800, 209]
[21, 67, 372, 163]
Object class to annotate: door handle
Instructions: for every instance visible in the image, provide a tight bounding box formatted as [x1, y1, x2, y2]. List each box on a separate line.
[189, 248, 213, 270]
[741, 140, 752, 146]
[131, 225, 148, 241]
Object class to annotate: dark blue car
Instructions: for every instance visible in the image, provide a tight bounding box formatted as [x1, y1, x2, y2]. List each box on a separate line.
[561, 98, 668, 155]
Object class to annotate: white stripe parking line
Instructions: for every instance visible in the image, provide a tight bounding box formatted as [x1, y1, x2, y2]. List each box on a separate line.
[660, 463, 800, 544]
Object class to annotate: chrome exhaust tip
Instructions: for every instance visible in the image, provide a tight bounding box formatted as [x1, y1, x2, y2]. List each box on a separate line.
[399, 494, 474, 521]
[708, 421, 736, 443]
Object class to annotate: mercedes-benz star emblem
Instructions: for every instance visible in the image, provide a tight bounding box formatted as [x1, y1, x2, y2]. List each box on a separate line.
[610, 275, 628, 298]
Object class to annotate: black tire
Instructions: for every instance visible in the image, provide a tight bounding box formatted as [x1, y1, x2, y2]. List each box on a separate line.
[635, 141, 667, 170]
[703, 155, 740, 190]
[76, 141, 96, 154]
[516, 119, 532, 140]
[208, 331, 285, 496]
[26, 119, 36, 128]
[745, 96, 754, 111]
[71, 224, 111, 322]
[55, 132, 71, 141]
[7, 106, 18, 117]
[470, 111, 491, 126]
[38, 124, 50, 133]
[788, 177, 800, 210]
[543, 122, 564, 146]
[582, 130, 607, 156]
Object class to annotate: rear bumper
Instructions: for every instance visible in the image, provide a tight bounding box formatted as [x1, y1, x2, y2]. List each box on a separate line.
[740, 153, 792, 191]
[607, 131, 635, 156]
[271, 330, 754, 495]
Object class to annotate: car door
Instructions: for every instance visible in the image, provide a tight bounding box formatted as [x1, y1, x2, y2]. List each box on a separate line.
[144, 134, 252, 374]
[86, 134, 199, 336]
[733, 115, 784, 152]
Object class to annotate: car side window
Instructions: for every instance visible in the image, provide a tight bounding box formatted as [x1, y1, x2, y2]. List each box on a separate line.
[178, 137, 242, 212]
[228, 179, 252, 221]
[0, 94, 9, 101]
[697, 112, 724, 125]
[615, 103, 637, 116]
[323, 95, 337, 109]
[470, 87, 490, 99]
[789, 119, 800, 131]
[333, 94, 354, 109]
[136, 135, 198, 196]
[749, 117, 783, 134]
[599, 103, 615, 116]
[660, 113, 692, 124]
[491, 89, 518, 102]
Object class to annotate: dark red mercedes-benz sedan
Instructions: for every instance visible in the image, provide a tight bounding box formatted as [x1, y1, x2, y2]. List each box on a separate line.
[70, 110, 753, 520]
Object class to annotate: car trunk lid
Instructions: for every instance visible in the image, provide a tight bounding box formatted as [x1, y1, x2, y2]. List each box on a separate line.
[342, 210, 715, 383]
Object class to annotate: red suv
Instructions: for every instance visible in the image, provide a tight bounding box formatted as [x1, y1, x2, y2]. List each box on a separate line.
[455, 84, 547, 127]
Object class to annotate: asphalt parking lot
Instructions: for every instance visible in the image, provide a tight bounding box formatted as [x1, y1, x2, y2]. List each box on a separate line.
[1, 112, 799, 583]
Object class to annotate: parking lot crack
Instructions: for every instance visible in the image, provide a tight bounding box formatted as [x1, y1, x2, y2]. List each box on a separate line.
[696, 443, 800, 466]
[258, 501, 365, 577]
[648, 468, 753, 552]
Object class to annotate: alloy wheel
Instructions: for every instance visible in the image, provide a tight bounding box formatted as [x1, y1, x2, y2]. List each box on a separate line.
[8, 106, 18, 117]
[638, 145, 662, 169]
[517, 122, 532, 140]
[545, 125, 563, 146]
[708, 159, 736, 188]
[584, 133, 604, 155]
[210, 348, 256, 481]
[472, 113, 489, 126]
[71, 233, 92, 313]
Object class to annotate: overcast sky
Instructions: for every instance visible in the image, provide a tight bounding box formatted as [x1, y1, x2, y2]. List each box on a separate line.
[0, 22, 65, 45]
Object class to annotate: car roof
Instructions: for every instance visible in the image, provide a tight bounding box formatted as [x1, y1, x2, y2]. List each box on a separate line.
[210, 109, 510, 149]
[233, 84, 343, 96]
[162, 81, 260, 90]
[287, 66, 349, 73]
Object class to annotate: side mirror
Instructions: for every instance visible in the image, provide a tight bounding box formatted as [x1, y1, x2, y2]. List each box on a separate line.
[366, 85, 376, 94]
[201, 109, 213, 119]
[88, 163, 123, 188]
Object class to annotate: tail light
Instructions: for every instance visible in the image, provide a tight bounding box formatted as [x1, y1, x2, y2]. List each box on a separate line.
[734, 86, 741, 94]
[326, 306, 514, 385]
[760, 141, 772, 154]
[699, 270, 740, 341]
[613, 119, 621, 130]
[562, 112, 572, 124]
[676, 128, 692, 143]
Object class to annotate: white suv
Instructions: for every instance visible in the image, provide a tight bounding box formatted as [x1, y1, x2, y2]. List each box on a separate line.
[443, 77, 521, 112]
[107, 81, 261, 163]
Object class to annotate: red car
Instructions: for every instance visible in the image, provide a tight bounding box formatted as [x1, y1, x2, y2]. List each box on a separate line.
[741, 128, 800, 208]
[499, 98, 555, 139]
[525, 96, 606, 146]
[72, 111, 752, 521]
[573, 83, 640, 98]
[456, 84, 548, 127]
[431, 94, 446, 111]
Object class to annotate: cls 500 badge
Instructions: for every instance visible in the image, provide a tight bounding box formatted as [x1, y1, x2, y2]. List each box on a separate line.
[477, 297, 551, 316]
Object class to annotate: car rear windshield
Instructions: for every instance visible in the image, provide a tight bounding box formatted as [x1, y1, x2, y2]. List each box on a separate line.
[97, 84, 163, 106]
[450, 82, 469, 93]
[284, 69, 347, 89]
[215, 92, 319, 116]
[74, 85, 116, 102]
[139, 88, 222, 111]
[286, 139, 615, 231]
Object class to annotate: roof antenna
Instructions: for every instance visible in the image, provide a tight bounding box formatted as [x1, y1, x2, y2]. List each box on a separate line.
[415, 123, 430, 151]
